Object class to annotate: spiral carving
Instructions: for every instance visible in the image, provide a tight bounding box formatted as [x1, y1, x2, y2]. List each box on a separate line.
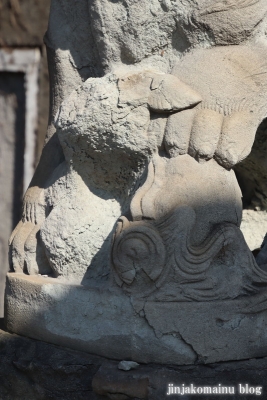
[112, 217, 166, 286]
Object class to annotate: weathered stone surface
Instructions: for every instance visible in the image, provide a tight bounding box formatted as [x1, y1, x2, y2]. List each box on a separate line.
[1, 329, 267, 400]
[9, 1, 267, 281]
[6, 273, 267, 365]
[240, 210, 267, 251]
[171, 44, 267, 168]
[6, 0, 267, 366]
[36, 47, 50, 163]
[5, 274, 196, 365]
[0, 329, 102, 400]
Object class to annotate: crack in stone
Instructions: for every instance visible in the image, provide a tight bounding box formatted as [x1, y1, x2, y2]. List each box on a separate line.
[177, 332, 199, 363]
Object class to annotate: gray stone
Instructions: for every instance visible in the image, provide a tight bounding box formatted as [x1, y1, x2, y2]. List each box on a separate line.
[118, 361, 140, 371]
[240, 210, 267, 251]
[6, 273, 267, 365]
[5, 273, 196, 365]
[6, 0, 267, 366]
[1, 328, 267, 400]
[0, 329, 102, 400]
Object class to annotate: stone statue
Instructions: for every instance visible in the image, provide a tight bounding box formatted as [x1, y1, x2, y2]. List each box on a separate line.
[6, 0, 267, 364]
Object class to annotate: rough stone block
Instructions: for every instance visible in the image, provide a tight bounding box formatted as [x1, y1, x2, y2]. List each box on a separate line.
[6, 273, 267, 365]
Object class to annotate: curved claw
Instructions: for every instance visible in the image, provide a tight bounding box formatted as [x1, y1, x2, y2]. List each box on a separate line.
[24, 224, 51, 276]
[10, 221, 35, 272]
[9, 220, 23, 246]
[22, 186, 45, 224]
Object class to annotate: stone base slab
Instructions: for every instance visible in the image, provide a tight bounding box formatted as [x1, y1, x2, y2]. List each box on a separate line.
[5, 273, 267, 365]
[1, 328, 267, 400]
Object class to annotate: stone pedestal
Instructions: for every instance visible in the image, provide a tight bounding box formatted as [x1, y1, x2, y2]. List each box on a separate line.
[6, 272, 267, 366]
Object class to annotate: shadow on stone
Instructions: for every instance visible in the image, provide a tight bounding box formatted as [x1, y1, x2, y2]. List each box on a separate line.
[1, 329, 267, 400]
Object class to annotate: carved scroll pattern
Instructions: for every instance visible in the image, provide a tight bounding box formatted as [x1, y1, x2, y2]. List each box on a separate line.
[112, 216, 166, 288]
[112, 155, 267, 300]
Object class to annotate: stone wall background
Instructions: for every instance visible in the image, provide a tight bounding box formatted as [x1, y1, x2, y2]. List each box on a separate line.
[0, 0, 51, 316]
[0, 0, 51, 161]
